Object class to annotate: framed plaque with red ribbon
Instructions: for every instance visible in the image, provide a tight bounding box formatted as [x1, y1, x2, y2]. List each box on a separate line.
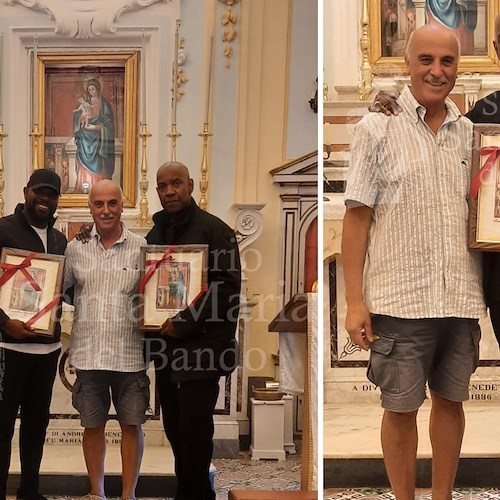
[138, 245, 208, 330]
[469, 124, 500, 250]
[0, 248, 65, 336]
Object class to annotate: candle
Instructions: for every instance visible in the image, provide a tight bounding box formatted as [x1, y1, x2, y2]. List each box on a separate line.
[172, 22, 179, 125]
[0, 33, 3, 123]
[204, 33, 214, 124]
[33, 35, 38, 126]
[141, 31, 146, 124]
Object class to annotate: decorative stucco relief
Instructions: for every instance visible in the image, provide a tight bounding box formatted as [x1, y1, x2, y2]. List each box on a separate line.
[176, 37, 188, 102]
[6, 0, 171, 38]
[233, 204, 265, 252]
[218, 0, 239, 68]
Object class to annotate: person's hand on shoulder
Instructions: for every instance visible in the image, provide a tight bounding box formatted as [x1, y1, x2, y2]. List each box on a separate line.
[2, 319, 36, 340]
[369, 90, 402, 116]
[74, 223, 94, 243]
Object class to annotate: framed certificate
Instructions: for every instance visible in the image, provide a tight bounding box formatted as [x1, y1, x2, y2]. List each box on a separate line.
[138, 245, 209, 330]
[469, 124, 500, 251]
[0, 248, 65, 336]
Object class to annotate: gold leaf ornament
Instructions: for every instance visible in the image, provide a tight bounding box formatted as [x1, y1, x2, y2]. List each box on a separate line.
[223, 23, 236, 42]
[219, 0, 239, 68]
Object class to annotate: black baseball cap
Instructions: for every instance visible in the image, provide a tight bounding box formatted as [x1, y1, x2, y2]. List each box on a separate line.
[27, 169, 61, 196]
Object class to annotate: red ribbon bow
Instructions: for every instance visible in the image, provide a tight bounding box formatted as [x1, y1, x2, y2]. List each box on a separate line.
[139, 246, 175, 294]
[0, 252, 42, 292]
[470, 146, 500, 199]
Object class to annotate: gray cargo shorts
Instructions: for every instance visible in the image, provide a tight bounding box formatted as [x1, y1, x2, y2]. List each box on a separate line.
[367, 315, 480, 412]
[72, 369, 150, 428]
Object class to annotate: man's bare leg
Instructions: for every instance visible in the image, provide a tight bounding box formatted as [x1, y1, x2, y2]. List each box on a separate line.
[381, 409, 418, 500]
[429, 391, 464, 500]
[120, 423, 143, 499]
[83, 425, 106, 498]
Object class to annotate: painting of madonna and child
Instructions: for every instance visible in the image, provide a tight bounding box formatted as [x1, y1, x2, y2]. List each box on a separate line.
[43, 65, 126, 197]
[381, 0, 486, 57]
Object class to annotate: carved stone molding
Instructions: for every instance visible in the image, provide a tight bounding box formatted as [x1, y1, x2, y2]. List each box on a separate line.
[233, 203, 265, 303]
[219, 0, 239, 68]
[233, 203, 265, 252]
[6, 0, 171, 38]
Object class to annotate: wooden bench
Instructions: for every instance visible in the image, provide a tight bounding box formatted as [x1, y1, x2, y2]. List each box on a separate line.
[228, 491, 318, 500]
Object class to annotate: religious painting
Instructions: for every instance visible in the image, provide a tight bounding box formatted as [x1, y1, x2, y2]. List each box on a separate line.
[369, 0, 500, 75]
[138, 245, 209, 330]
[469, 124, 500, 251]
[36, 52, 139, 207]
[0, 248, 65, 336]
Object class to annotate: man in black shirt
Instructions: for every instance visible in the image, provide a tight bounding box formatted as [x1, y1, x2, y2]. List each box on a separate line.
[146, 161, 241, 500]
[0, 170, 67, 500]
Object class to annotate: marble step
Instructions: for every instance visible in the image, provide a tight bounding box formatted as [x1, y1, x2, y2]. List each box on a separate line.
[324, 400, 500, 488]
[7, 444, 176, 497]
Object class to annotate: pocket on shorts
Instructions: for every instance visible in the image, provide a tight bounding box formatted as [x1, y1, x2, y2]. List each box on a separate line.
[137, 375, 151, 414]
[71, 379, 82, 411]
[367, 333, 399, 393]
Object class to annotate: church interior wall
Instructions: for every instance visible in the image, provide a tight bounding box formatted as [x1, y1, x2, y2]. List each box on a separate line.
[0, 0, 317, 382]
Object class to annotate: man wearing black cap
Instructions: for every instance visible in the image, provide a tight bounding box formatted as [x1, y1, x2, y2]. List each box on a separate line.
[0, 169, 67, 500]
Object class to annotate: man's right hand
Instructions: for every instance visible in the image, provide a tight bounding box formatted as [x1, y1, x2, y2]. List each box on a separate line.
[2, 319, 36, 340]
[345, 302, 374, 351]
[74, 223, 93, 243]
[369, 90, 402, 116]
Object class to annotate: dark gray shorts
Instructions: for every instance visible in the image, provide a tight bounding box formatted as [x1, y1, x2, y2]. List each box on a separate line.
[72, 369, 150, 428]
[367, 315, 481, 412]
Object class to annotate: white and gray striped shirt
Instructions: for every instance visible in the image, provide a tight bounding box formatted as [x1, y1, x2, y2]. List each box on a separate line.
[64, 224, 146, 371]
[345, 85, 485, 320]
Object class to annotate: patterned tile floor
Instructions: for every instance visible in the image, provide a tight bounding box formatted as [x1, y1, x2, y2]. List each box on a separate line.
[6, 450, 301, 500]
[213, 451, 301, 497]
[324, 489, 500, 500]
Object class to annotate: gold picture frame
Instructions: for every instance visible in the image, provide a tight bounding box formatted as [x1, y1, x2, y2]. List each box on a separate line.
[36, 51, 139, 207]
[138, 245, 209, 331]
[469, 124, 500, 251]
[368, 0, 500, 76]
[0, 248, 65, 336]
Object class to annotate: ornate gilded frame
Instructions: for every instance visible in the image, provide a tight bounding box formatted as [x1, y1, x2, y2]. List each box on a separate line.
[36, 51, 139, 207]
[368, 0, 500, 76]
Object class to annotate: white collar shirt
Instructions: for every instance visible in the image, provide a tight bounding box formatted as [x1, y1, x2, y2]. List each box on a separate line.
[63, 224, 146, 371]
[345, 85, 485, 319]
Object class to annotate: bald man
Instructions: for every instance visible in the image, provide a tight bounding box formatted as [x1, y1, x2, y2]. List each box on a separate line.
[342, 25, 484, 499]
[371, 13, 500, 348]
[145, 162, 241, 500]
[64, 180, 148, 500]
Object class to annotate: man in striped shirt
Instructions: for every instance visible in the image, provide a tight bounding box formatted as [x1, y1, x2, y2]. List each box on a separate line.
[64, 180, 149, 500]
[342, 25, 484, 499]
